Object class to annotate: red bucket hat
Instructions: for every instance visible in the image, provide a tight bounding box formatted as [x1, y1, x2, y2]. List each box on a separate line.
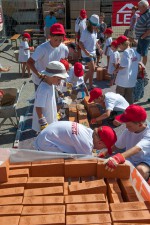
[23, 32, 31, 40]
[74, 62, 84, 77]
[60, 59, 69, 71]
[111, 40, 118, 48]
[80, 9, 87, 19]
[88, 88, 103, 103]
[50, 23, 66, 35]
[116, 35, 128, 45]
[115, 104, 147, 123]
[104, 28, 113, 34]
[98, 126, 117, 155]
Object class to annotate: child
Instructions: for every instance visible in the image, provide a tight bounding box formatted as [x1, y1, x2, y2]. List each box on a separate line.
[114, 35, 138, 104]
[67, 62, 89, 99]
[107, 40, 120, 86]
[32, 61, 68, 133]
[103, 28, 113, 67]
[0, 64, 11, 78]
[18, 33, 33, 77]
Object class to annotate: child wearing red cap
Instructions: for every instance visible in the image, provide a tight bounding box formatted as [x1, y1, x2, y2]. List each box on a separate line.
[67, 62, 89, 98]
[103, 28, 113, 67]
[18, 33, 33, 77]
[104, 104, 150, 182]
[107, 40, 120, 86]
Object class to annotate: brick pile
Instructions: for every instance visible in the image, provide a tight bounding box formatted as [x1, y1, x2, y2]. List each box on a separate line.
[0, 159, 150, 224]
[96, 67, 111, 81]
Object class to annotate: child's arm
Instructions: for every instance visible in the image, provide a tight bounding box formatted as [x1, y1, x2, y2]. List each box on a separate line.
[83, 85, 89, 96]
[0, 66, 11, 72]
[36, 107, 48, 130]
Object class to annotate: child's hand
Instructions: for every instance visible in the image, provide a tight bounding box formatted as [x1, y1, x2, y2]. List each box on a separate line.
[5, 66, 11, 72]
[29, 46, 34, 51]
[90, 118, 97, 124]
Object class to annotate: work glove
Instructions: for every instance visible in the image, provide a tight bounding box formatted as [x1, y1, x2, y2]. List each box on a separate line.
[97, 149, 108, 158]
[104, 153, 125, 172]
[39, 117, 48, 130]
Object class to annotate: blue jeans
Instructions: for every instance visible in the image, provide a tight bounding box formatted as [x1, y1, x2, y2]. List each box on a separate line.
[137, 37, 150, 56]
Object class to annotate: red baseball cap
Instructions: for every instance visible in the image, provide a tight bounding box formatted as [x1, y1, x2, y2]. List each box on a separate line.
[98, 126, 117, 155]
[88, 88, 103, 103]
[80, 9, 87, 19]
[74, 62, 84, 77]
[104, 28, 113, 34]
[116, 35, 128, 45]
[50, 23, 66, 35]
[23, 32, 31, 40]
[115, 104, 147, 123]
[111, 40, 118, 48]
[60, 59, 69, 71]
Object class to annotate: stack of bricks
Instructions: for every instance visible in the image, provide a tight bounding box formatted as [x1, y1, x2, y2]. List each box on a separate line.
[0, 158, 150, 224]
[96, 67, 111, 81]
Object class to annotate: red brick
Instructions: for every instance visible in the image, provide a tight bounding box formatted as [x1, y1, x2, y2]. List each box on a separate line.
[88, 105, 101, 118]
[0, 216, 20, 225]
[25, 177, 64, 189]
[69, 108, 77, 117]
[111, 210, 150, 223]
[0, 160, 9, 183]
[83, 96, 95, 110]
[64, 182, 69, 196]
[19, 214, 65, 225]
[9, 168, 29, 178]
[31, 159, 64, 177]
[96, 67, 104, 81]
[0, 187, 24, 197]
[97, 162, 130, 179]
[0, 205, 23, 215]
[66, 202, 109, 215]
[65, 159, 97, 178]
[65, 194, 106, 204]
[78, 118, 90, 127]
[0, 177, 27, 188]
[110, 201, 150, 211]
[24, 186, 63, 196]
[114, 224, 150, 225]
[66, 213, 111, 224]
[76, 104, 85, 110]
[22, 205, 65, 215]
[104, 74, 111, 81]
[0, 196, 23, 205]
[108, 193, 123, 203]
[106, 178, 121, 193]
[23, 196, 64, 205]
[9, 162, 31, 170]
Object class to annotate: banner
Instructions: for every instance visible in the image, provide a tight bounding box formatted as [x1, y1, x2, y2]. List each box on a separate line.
[112, 1, 150, 27]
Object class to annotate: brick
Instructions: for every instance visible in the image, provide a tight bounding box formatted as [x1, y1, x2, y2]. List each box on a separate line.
[104, 74, 111, 81]
[76, 104, 85, 110]
[0, 205, 23, 215]
[69, 107, 77, 117]
[0, 187, 24, 197]
[97, 162, 130, 179]
[68, 179, 107, 195]
[31, 159, 64, 177]
[9, 168, 29, 178]
[65, 194, 106, 204]
[78, 119, 90, 127]
[0, 177, 27, 188]
[106, 182, 121, 194]
[0, 216, 20, 225]
[19, 214, 65, 225]
[26, 177, 64, 189]
[22, 205, 65, 215]
[83, 96, 94, 110]
[69, 116, 78, 122]
[125, 192, 139, 202]
[111, 210, 150, 223]
[23, 196, 64, 205]
[64, 182, 69, 196]
[0, 160, 9, 183]
[108, 193, 123, 203]
[110, 201, 150, 211]
[96, 67, 104, 81]
[0, 196, 23, 205]
[9, 162, 31, 170]
[77, 109, 87, 120]
[114, 224, 150, 225]
[24, 186, 63, 196]
[65, 160, 97, 178]
[88, 105, 101, 118]
[66, 202, 109, 215]
[66, 213, 111, 224]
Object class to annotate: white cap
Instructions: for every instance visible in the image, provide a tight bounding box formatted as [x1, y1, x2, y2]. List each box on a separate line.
[41, 61, 68, 78]
[89, 14, 99, 26]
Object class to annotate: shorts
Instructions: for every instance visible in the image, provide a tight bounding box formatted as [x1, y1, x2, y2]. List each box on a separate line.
[82, 56, 96, 63]
[137, 37, 150, 56]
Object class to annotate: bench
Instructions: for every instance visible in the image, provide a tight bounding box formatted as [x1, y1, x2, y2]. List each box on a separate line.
[10, 34, 21, 48]
[32, 33, 45, 45]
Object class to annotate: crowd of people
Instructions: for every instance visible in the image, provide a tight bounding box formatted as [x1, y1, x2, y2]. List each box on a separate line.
[0, 0, 150, 182]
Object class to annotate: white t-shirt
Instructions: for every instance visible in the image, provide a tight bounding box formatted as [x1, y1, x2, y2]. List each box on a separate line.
[18, 41, 30, 62]
[115, 125, 150, 167]
[34, 121, 93, 154]
[31, 41, 69, 85]
[67, 65, 85, 87]
[32, 82, 57, 132]
[105, 92, 129, 112]
[103, 37, 112, 56]
[108, 50, 120, 75]
[80, 29, 97, 58]
[115, 48, 138, 88]
[75, 17, 87, 35]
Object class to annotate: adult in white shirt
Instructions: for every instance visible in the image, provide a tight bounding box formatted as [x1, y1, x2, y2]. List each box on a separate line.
[104, 104, 150, 181]
[27, 23, 69, 91]
[34, 121, 117, 155]
[88, 88, 129, 126]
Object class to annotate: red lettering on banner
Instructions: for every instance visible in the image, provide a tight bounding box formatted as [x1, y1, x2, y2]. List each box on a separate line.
[72, 122, 78, 135]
